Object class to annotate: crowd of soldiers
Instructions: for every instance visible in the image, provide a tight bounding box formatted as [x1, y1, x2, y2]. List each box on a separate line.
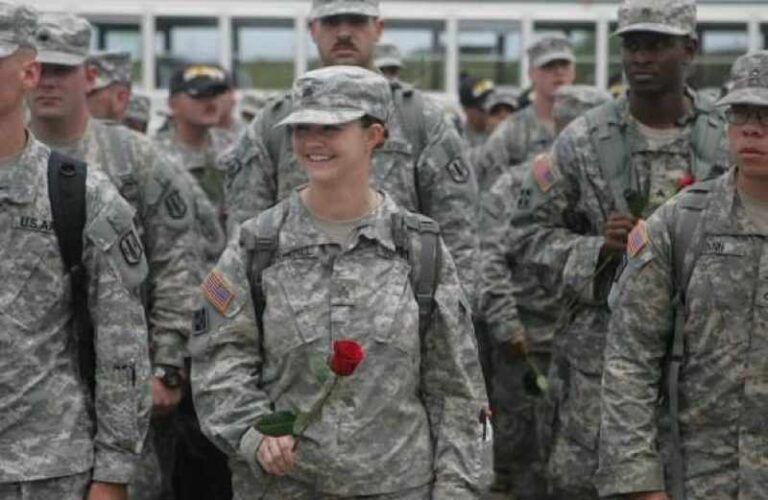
[1, 0, 767, 498]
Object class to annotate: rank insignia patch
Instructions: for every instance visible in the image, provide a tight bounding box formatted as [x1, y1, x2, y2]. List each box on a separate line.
[202, 271, 235, 315]
[627, 220, 648, 257]
[532, 154, 558, 193]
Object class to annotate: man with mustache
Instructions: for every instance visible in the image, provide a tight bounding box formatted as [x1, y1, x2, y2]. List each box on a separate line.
[505, 0, 730, 497]
[222, 0, 479, 297]
[598, 50, 768, 500]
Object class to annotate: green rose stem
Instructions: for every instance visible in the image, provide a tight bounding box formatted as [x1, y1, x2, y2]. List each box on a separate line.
[292, 375, 340, 451]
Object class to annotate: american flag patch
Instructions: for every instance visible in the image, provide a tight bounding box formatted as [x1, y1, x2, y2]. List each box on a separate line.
[202, 271, 235, 315]
[532, 154, 558, 193]
[627, 220, 648, 257]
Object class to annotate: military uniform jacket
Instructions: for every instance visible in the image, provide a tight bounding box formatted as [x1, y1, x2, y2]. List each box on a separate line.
[191, 192, 489, 498]
[0, 136, 151, 484]
[221, 87, 480, 293]
[597, 171, 768, 499]
[508, 92, 728, 454]
[472, 105, 555, 191]
[44, 119, 201, 368]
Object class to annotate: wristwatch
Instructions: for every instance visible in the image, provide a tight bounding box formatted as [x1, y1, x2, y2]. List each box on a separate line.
[153, 365, 182, 388]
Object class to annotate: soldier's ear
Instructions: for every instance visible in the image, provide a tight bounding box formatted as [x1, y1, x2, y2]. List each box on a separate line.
[683, 36, 698, 61]
[83, 64, 98, 93]
[18, 51, 40, 91]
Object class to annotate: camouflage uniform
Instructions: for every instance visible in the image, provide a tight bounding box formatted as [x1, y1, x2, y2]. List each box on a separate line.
[597, 50, 768, 500]
[192, 65, 490, 500]
[223, 0, 479, 295]
[126, 93, 151, 125]
[508, 2, 728, 495]
[0, 121, 151, 497]
[87, 50, 132, 90]
[479, 86, 611, 499]
[472, 37, 574, 191]
[374, 42, 403, 72]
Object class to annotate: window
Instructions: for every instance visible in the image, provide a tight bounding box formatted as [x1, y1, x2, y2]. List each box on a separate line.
[90, 22, 142, 83]
[233, 18, 295, 90]
[534, 22, 597, 85]
[308, 19, 447, 91]
[692, 24, 748, 89]
[458, 20, 521, 87]
[762, 23, 768, 49]
[155, 17, 220, 88]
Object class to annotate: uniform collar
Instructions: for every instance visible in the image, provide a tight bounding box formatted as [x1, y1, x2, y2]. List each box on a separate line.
[704, 168, 764, 237]
[618, 86, 710, 128]
[278, 189, 398, 255]
[0, 131, 45, 205]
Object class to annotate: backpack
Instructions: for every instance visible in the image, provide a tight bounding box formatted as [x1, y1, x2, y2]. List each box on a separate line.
[583, 99, 725, 214]
[665, 179, 716, 500]
[243, 208, 441, 365]
[47, 151, 95, 397]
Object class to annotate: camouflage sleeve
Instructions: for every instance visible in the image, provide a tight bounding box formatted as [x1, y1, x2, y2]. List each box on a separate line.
[222, 108, 280, 232]
[142, 150, 202, 369]
[472, 115, 530, 192]
[189, 227, 270, 472]
[84, 172, 152, 484]
[509, 123, 605, 304]
[416, 100, 480, 299]
[595, 208, 675, 496]
[478, 171, 525, 345]
[422, 238, 491, 497]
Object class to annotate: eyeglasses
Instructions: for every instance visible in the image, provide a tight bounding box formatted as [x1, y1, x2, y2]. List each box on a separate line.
[725, 106, 768, 127]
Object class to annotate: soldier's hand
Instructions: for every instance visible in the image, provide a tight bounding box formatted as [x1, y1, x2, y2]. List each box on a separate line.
[151, 377, 181, 417]
[87, 481, 128, 500]
[628, 492, 669, 500]
[257, 435, 297, 476]
[602, 213, 638, 256]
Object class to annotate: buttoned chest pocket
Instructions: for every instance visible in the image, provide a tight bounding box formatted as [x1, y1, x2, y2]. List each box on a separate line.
[373, 140, 418, 211]
[1, 231, 67, 331]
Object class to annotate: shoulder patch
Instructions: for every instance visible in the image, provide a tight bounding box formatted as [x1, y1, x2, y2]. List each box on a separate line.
[119, 230, 144, 266]
[531, 153, 559, 193]
[164, 188, 188, 219]
[202, 271, 235, 315]
[446, 158, 470, 184]
[627, 220, 649, 257]
[192, 307, 209, 336]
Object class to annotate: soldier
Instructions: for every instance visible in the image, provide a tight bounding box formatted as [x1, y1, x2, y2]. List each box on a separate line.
[597, 51, 768, 500]
[124, 92, 151, 134]
[191, 65, 490, 499]
[484, 88, 520, 134]
[239, 91, 270, 124]
[86, 51, 133, 121]
[479, 85, 611, 500]
[459, 75, 494, 148]
[507, 0, 730, 497]
[155, 64, 234, 242]
[374, 41, 403, 82]
[216, 69, 247, 137]
[27, 12, 202, 500]
[222, 0, 479, 294]
[0, 3, 150, 500]
[473, 36, 576, 191]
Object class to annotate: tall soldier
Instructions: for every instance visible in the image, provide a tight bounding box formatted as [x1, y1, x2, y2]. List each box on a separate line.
[222, 0, 479, 294]
[27, 13, 202, 500]
[480, 85, 611, 500]
[472, 36, 576, 191]
[506, 0, 729, 497]
[86, 51, 133, 122]
[597, 51, 768, 500]
[0, 3, 151, 500]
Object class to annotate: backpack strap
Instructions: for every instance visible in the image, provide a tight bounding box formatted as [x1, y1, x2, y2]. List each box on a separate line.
[47, 151, 94, 397]
[666, 179, 715, 500]
[391, 213, 441, 339]
[584, 102, 632, 214]
[392, 83, 429, 162]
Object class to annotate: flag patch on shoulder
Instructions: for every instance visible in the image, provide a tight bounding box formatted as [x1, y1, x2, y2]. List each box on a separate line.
[202, 271, 235, 315]
[532, 154, 558, 193]
[627, 220, 648, 257]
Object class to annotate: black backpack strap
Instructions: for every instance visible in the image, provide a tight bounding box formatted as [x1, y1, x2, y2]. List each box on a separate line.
[47, 151, 94, 397]
[667, 179, 715, 500]
[391, 213, 441, 339]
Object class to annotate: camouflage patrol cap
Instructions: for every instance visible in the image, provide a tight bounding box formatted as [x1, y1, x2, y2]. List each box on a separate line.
[125, 93, 150, 123]
[527, 36, 575, 69]
[36, 13, 91, 66]
[614, 0, 696, 37]
[88, 51, 132, 90]
[717, 51, 768, 108]
[483, 88, 520, 114]
[553, 85, 612, 127]
[277, 65, 391, 127]
[310, 0, 380, 20]
[374, 43, 403, 69]
[0, 2, 38, 58]
[240, 91, 271, 116]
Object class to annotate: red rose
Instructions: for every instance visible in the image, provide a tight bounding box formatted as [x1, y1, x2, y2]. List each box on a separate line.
[676, 173, 695, 192]
[329, 340, 364, 377]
